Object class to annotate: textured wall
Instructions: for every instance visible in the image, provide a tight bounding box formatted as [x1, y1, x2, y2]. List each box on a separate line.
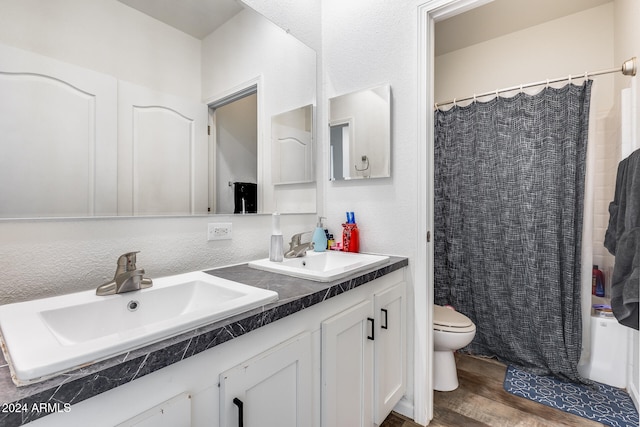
[319, 0, 425, 413]
[0, 214, 314, 305]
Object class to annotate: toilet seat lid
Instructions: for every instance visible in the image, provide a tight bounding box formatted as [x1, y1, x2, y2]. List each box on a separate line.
[434, 305, 473, 329]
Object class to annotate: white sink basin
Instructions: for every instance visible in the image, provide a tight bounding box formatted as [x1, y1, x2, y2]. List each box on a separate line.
[248, 251, 389, 282]
[0, 271, 278, 385]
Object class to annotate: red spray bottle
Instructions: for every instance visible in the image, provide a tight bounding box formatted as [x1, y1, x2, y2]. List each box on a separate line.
[342, 212, 360, 253]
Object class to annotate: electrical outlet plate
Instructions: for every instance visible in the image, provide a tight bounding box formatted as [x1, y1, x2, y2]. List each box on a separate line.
[207, 223, 232, 241]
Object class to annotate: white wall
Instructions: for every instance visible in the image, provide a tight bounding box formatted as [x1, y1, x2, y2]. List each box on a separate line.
[242, 0, 322, 53]
[321, 0, 422, 257]
[435, 4, 615, 108]
[0, 214, 313, 305]
[320, 0, 425, 416]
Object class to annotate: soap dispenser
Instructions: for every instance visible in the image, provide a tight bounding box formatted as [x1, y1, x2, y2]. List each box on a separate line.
[312, 216, 327, 252]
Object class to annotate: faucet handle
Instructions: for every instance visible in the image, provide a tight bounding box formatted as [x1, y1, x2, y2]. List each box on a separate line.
[290, 233, 301, 246]
[117, 251, 140, 272]
[290, 231, 312, 244]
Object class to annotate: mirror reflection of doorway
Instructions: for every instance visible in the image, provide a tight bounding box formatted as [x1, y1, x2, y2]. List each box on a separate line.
[209, 86, 258, 214]
[329, 122, 350, 181]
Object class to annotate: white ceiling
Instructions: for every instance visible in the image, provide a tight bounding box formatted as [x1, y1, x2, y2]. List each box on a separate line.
[117, 0, 243, 40]
[117, 0, 613, 52]
[435, 0, 613, 56]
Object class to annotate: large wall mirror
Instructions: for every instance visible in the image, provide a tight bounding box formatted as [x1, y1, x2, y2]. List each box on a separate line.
[0, 0, 316, 218]
[329, 84, 391, 180]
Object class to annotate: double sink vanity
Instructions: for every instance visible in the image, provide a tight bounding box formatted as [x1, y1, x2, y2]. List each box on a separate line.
[0, 251, 408, 427]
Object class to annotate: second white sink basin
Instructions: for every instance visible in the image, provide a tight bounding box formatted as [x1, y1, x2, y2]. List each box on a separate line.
[0, 271, 278, 385]
[248, 251, 389, 282]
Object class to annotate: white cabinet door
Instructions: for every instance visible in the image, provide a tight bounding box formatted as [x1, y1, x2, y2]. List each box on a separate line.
[219, 332, 313, 427]
[321, 299, 374, 427]
[0, 43, 117, 217]
[374, 283, 407, 424]
[117, 80, 208, 216]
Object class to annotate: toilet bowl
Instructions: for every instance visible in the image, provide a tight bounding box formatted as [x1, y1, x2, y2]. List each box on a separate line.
[433, 305, 476, 391]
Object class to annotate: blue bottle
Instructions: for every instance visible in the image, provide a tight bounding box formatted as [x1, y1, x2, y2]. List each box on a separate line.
[312, 216, 327, 252]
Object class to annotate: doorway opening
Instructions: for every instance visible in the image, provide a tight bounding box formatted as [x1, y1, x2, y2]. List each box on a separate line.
[208, 85, 258, 214]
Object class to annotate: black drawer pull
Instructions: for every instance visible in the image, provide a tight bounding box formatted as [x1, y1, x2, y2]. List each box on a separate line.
[233, 397, 244, 427]
[367, 317, 375, 340]
[381, 308, 388, 329]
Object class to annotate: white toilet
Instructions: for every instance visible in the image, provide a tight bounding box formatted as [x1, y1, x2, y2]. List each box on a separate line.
[433, 304, 476, 391]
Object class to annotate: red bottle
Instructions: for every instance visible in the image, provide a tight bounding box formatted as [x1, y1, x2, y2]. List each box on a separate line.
[592, 265, 605, 297]
[342, 212, 360, 253]
[348, 223, 359, 253]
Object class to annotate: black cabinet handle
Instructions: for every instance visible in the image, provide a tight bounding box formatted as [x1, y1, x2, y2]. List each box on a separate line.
[233, 397, 244, 427]
[367, 317, 375, 340]
[381, 308, 388, 329]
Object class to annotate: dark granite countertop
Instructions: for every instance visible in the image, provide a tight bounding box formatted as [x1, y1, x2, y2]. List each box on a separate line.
[0, 256, 408, 426]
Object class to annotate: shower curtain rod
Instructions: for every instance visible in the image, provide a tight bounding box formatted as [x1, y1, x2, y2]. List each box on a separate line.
[434, 57, 637, 110]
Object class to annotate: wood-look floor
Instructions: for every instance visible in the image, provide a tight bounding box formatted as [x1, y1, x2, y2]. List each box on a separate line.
[381, 353, 607, 427]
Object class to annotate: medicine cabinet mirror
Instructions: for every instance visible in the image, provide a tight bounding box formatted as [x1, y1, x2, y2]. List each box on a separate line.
[329, 84, 391, 181]
[0, 0, 316, 218]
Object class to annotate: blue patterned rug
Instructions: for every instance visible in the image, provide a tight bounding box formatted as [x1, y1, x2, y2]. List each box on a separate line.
[503, 365, 639, 427]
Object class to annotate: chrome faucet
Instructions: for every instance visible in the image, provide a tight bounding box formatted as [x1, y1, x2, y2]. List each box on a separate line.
[96, 251, 153, 296]
[285, 231, 314, 258]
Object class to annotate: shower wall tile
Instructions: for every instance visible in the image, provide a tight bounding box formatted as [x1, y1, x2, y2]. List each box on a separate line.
[591, 110, 617, 271]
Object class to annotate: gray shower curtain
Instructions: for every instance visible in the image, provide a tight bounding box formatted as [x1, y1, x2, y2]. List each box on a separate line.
[434, 81, 592, 382]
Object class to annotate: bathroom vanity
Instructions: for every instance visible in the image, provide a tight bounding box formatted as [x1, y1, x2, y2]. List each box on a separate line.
[0, 256, 408, 427]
